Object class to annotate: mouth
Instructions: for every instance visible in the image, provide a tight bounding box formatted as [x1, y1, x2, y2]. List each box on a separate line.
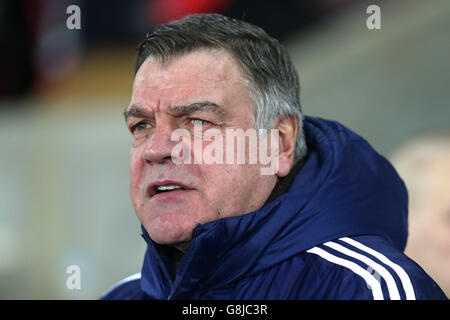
[147, 180, 193, 198]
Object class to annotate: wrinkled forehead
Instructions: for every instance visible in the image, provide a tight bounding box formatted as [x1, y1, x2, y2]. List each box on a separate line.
[130, 49, 255, 119]
[133, 49, 248, 92]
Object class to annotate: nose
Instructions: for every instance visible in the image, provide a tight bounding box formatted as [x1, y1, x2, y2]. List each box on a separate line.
[142, 120, 176, 163]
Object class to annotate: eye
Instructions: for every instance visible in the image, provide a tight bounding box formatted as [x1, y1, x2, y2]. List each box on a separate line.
[130, 121, 150, 133]
[190, 118, 211, 126]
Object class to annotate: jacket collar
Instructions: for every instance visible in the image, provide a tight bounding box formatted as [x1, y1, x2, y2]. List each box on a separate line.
[138, 161, 303, 299]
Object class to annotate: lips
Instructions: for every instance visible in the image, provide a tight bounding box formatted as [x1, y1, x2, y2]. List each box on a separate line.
[147, 179, 193, 198]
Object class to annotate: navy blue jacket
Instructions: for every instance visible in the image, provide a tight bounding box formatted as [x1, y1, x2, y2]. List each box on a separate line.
[102, 116, 447, 300]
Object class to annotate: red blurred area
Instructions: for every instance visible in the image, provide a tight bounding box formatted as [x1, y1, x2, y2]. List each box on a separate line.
[148, 0, 234, 26]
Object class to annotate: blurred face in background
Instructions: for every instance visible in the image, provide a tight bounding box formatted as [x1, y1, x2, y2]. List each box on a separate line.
[400, 149, 450, 298]
[125, 49, 289, 251]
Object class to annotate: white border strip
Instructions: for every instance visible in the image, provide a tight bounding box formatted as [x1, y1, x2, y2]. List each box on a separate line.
[114, 272, 142, 287]
[102, 272, 141, 297]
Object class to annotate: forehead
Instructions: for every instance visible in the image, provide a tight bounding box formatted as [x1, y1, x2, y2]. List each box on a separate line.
[132, 49, 249, 103]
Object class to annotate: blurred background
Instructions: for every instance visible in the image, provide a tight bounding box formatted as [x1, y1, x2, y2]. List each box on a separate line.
[0, 0, 449, 299]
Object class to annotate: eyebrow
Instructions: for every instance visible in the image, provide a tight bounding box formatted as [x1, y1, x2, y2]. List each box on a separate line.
[123, 106, 151, 122]
[123, 101, 225, 122]
[167, 101, 225, 118]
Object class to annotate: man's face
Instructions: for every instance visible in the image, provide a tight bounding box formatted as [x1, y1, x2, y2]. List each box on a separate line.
[126, 49, 277, 250]
[404, 152, 450, 297]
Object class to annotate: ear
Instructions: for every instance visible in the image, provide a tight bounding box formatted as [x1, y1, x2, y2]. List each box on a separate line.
[275, 115, 298, 178]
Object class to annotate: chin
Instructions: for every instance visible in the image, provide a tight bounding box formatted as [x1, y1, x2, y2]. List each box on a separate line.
[142, 212, 195, 247]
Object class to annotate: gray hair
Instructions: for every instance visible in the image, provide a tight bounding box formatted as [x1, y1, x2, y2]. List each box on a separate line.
[135, 13, 307, 161]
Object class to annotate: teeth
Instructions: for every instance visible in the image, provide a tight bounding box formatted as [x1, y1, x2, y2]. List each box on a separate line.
[156, 184, 182, 191]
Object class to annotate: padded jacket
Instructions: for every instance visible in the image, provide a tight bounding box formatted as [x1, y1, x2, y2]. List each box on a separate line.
[102, 116, 447, 300]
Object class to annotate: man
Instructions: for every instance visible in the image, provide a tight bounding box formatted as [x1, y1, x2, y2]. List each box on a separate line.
[102, 14, 446, 299]
[390, 131, 450, 298]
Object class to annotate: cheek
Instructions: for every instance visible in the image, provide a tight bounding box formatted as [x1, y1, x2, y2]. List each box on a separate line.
[129, 148, 144, 196]
[201, 164, 260, 209]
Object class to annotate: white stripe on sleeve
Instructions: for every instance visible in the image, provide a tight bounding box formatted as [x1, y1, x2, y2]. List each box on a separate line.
[324, 241, 400, 299]
[340, 237, 416, 300]
[306, 246, 384, 300]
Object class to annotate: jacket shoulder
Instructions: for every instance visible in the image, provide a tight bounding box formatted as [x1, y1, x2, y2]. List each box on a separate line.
[101, 272, 145, 300]
[305, 236, 447, 300]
